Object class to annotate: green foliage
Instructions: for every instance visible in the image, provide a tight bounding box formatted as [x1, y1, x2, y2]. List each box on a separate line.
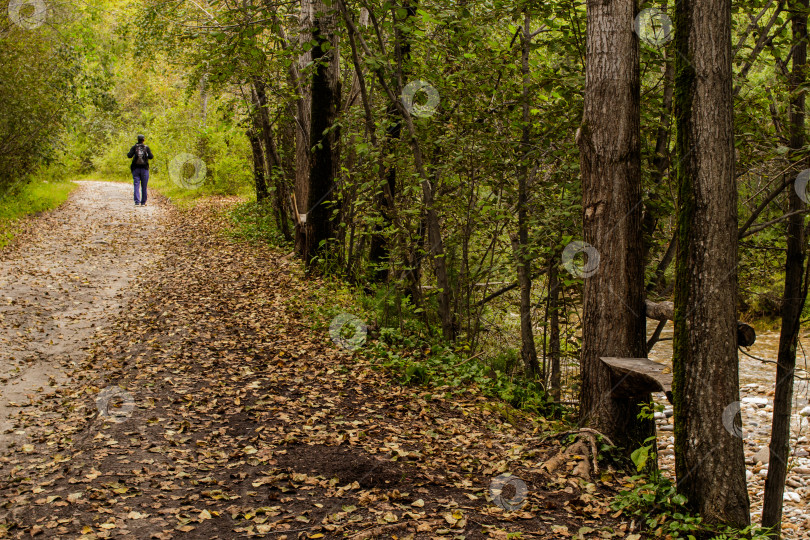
[612, 475, 773, 540]
[366, 324, 556, 416]
[617, 408, 771, 539]
[630, 403, 662, 474]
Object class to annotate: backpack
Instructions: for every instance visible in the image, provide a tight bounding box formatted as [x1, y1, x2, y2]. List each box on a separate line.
[134, 144, 148, 166]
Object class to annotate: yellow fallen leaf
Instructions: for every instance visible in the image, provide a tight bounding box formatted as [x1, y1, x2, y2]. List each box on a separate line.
[199, 509, 212, 520]
[551, 524, 570, 536]
[127, 511, 149, 519]
[411, 499, 424, 507]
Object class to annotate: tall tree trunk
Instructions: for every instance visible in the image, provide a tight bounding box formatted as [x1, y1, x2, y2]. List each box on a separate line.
[515, 9, 539, 377]
[252, 79, 292, 241]
[762, 0, 808, 533]
[338, 0, 454, 340]
[248, 123, 268, 203]
[368, 3, 414, 282]
[294, 0, 313, 256]
[672, 0, 751, 526]
[549, 256, 561, 401]
[300, 0, 341, 267]
[576, 0, 650, 451]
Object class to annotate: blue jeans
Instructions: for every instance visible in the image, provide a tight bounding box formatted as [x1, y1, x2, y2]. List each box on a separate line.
[133, 168, 149, 204]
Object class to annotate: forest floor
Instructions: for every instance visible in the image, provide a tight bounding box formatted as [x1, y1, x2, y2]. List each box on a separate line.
[0, 181, 639, 539]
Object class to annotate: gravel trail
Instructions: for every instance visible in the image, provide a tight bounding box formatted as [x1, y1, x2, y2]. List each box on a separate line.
[0, 181, 165, 452]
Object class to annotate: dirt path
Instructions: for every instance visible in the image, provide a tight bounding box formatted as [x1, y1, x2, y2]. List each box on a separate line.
[0, 195, 632, 539]
[0, 181, 165, 452]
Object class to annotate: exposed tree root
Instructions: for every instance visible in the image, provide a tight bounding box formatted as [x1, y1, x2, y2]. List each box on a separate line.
[539, 428, 607, 481]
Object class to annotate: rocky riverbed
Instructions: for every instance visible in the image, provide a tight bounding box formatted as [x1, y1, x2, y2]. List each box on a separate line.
[648, 325, 810, 537]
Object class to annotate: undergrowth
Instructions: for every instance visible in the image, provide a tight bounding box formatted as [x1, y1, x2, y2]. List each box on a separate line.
[228, 201, 564, 421]
[612, 474, 772, 539]
[229, 200, 292, 248]
[614, 405, 773, 539]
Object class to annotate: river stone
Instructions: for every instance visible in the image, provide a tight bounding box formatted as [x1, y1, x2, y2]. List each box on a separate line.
[743, 397, 769, 407]
[787, 478, 802, 488]
[784, 491, 801, 502]
[753, 447, 770, 464]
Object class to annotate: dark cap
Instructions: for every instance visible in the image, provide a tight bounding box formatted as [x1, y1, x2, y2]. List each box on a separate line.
[137, 134, 145, 142]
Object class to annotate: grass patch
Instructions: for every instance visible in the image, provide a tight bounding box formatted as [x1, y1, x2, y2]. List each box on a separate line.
[0, 179, 77, 248]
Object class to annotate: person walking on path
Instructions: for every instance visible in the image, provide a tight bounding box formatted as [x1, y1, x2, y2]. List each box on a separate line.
[127, 134, 154, 206]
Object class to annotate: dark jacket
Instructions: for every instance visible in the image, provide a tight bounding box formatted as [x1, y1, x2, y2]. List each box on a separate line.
[127, 144, 154, 171]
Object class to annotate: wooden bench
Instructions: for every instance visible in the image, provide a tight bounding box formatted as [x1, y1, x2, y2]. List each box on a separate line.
[600, 357, 673, 404]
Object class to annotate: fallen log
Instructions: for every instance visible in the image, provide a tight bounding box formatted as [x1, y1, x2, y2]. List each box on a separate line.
[644, 300, 756, 347]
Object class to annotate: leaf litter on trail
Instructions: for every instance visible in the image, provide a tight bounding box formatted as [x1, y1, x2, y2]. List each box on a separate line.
[0, 198, 631, 539]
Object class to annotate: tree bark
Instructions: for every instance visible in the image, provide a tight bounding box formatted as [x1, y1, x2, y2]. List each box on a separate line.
[576, 0, 650, 452]
[301, 0, 341, 267]
[762, 0, 808, 533]
[672, 0, 751, 526]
